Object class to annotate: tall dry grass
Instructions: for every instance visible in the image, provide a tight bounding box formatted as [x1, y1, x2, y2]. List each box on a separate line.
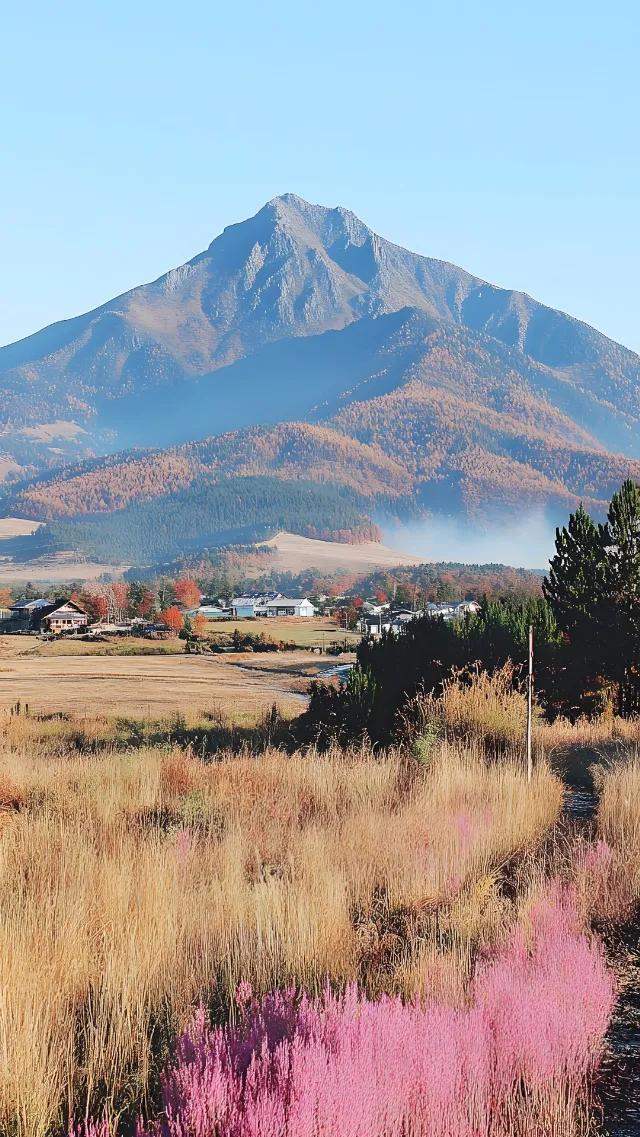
[0, 722, 563, 1136]
[400, 663, 532, 757]
[573, 753, 640, 924]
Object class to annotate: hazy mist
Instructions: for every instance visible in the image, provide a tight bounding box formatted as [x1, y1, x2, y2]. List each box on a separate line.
[380, 512, 557, 571]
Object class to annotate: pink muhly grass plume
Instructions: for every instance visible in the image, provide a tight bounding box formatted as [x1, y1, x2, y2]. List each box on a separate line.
[140, 884, 613, 1137]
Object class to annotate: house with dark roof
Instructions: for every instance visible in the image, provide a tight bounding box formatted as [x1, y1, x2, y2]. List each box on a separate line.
[7, 599, 88, 634]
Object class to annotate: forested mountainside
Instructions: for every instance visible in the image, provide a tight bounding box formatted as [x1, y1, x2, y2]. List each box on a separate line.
[2, 193, 640, 471]
[3, 194, 640, 562]
[11, 478, 381, 565]
[8, 404, 640, 536]
[9, 424, 411, 520]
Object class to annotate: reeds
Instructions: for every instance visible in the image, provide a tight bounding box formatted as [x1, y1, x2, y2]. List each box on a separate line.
[1, 671, 633, 1137]
[579, 753, 640, 923]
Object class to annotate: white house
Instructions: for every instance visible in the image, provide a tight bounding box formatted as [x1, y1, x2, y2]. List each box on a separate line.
[230, 592, 282, 617]
[265, 597, 315, 618]
[360, 604, 481, 637]
[424, 601, 480, 620]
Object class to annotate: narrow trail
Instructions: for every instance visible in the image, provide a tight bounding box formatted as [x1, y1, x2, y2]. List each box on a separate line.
[561, 760, 640, 1137]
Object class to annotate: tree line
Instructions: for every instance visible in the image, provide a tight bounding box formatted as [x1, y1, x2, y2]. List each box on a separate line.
[301, 480, 640, 744]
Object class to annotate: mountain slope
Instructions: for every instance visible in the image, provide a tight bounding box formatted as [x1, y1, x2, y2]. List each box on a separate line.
[2, 194, 640, 461]
[3, 193, 640, 561]
[8, 402, 640, 531]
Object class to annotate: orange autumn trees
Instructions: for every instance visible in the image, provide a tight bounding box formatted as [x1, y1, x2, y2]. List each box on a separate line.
[158, 606, 183, 634]
[174, 579, 201, 610]
[192, 614, 207, 637]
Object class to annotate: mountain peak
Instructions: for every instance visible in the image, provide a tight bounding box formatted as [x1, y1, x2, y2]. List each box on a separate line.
[1, 193, 639, 476]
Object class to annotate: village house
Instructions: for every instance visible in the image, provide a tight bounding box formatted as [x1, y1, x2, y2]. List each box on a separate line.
[359, 608, 415, 637]
[359, 600, 480, 638]
[265, 597, 315, 618]
[186, 605, 230, 620]
[229, 593, 316, 618]
[424, 600, 481, 620]
[229, 592, 282, 618]
[6, 598, 89, 634]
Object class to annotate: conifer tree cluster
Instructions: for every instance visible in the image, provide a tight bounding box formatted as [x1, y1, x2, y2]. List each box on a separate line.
[303, 480, 640, 743]
[544, 478, 640, 716]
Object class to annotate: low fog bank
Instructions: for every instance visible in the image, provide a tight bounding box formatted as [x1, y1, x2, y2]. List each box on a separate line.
[380, 512, 557, 571]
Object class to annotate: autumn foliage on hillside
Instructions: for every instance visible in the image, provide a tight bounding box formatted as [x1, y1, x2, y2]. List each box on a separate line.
[12, 424, 411, 521]
[10, 390, 640, 537]
[8, 338, 640, 569]
[331, 381, 640, 518]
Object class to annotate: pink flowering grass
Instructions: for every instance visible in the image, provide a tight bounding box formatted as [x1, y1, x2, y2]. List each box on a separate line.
[139, 883, 613, 1137]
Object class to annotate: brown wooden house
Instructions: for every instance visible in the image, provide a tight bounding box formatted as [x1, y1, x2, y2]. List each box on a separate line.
[7, 599, 88, 633]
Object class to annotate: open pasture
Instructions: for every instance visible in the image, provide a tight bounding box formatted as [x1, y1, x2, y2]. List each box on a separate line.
[0, 651, 308, 718]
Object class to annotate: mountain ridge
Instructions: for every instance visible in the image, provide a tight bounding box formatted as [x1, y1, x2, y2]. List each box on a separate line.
[2, 193, 640, 559]
[2, 194, 639, 448]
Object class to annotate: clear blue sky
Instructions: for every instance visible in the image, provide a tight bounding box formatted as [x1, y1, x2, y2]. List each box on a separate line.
[1, 0, 638, 350]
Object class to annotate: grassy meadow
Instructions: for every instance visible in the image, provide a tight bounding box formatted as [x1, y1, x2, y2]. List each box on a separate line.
[0, 677, 637, 1135]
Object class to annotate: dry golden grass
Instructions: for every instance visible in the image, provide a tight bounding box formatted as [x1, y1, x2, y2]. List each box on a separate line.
[541, 714, 640, 750]
[403, 664, 640, 763]
[205, 615, 360, 648]
[574, 753, 640, 924]
[401, 663, 532, 756]
[30, 638, 186, 657]
[0, 653, 307, 719]
[0, 722, 562, 1136]
[597, 753, 640, 853]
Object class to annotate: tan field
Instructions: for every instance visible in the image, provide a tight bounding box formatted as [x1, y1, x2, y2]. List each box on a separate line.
[0, 516, 130, 581]
[0, 522, 423, 583]
[0, 651, 311, 718]
[206, 614, 360, 648]
[261, 530, 426, 572]
[0, 553, 130, 582]
[0, 517, 42, 538]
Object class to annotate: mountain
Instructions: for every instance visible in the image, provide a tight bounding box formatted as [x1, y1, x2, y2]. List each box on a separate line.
[2, 193, 640, 561]
[2, 193, 640, 455]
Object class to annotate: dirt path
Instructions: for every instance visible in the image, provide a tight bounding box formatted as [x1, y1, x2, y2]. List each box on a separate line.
[558, 748, 640, 1137]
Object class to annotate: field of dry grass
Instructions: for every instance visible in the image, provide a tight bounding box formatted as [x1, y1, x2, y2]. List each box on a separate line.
[260, 530, 426, 573]
[0, 664, 638, 1136]
[0, 652, 309, 719]
[0, 518, 41, 538]
[0, 716, 562, 1136]
[204, 615, 360, 648]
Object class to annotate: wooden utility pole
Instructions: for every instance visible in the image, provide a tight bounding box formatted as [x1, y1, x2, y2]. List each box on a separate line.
[527, 624, 533, 783]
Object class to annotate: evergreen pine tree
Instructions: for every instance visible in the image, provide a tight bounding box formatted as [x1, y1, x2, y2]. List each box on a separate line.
[543, 504, 607, 716]
[543, 505, 605, 632]
[602, 479, 640, 714]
